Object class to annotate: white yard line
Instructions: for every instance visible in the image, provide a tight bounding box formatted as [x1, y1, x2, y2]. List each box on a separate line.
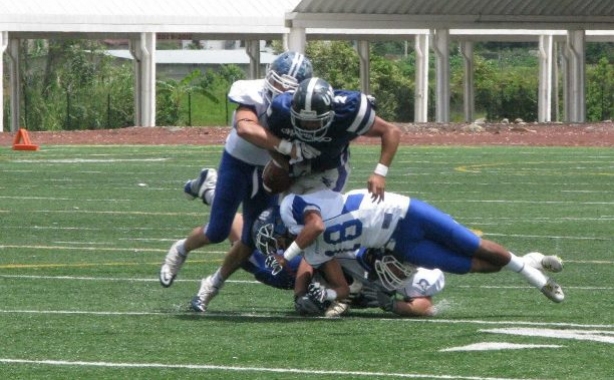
[0, 358, 542, 380]
[1, 274, 612, 290]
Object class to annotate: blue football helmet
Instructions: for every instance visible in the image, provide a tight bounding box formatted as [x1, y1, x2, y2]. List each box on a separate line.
[264, 51, 313, 104]
[290, 77, 335, 143]
[252, 206, 288, 256]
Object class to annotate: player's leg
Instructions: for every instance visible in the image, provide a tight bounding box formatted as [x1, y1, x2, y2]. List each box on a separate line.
[190, 241, 253, 312]
[395, 199, 564, 302]
[160, 152, 248, 287]
[191, 163, 275, 311]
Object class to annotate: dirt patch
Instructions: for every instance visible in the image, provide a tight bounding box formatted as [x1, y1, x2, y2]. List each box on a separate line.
[2, 122, 614, 147]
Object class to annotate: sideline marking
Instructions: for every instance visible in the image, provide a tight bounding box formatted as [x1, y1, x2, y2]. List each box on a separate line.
[11, 158, 168, 163]
[0, 358, 538, 380]
[440, 342, 562, 352]
[1, 274, 612, 292]
[1, 308, 613, 330]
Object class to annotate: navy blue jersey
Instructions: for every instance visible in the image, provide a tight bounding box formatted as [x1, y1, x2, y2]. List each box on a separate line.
[241, 249, 301, 290]
[268, 90, 376, 172]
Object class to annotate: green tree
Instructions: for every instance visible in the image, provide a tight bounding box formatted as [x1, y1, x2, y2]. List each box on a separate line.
[305, 41, 413, 121]
[586, 57, 614, 121]
[19, 39, 134, 130]
[157, 69, 204, 125]
[306, 41, 360, 90]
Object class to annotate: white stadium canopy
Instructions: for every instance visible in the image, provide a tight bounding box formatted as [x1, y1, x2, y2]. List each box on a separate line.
[3, 0, 614, 131]
[288, 0, 614, 124]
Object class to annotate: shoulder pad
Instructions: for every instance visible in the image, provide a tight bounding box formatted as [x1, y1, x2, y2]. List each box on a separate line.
[228, 79, 265, 106]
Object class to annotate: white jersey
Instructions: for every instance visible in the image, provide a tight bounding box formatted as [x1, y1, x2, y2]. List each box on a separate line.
[280, 188, 410, 267]
[224, 79, 271, 166]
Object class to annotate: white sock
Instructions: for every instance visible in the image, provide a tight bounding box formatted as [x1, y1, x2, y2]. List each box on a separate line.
[503, 253, 525, 272]
[176, 239, 187, 256]
[519, 265, 548, 289]
[211, 268, 224, 288]
[325, 289, 338, 301]
[504, 253, 547, 288]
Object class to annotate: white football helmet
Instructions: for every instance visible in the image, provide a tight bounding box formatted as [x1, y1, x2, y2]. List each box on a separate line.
[264, 51, 313, 105]
[374, 254, 416, 291]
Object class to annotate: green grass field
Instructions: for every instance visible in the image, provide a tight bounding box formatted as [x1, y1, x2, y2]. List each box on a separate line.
[1, 144, 613, 379]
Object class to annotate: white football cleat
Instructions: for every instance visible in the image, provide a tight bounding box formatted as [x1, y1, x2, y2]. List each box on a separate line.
[324, 301, 350, 318]
[190, 276, 220, 312]
[540, 278, 565, 303]
[541, 255, 563, 273]
[159, 240, 187, 288]
[183, 168, 217, 205]
[524, 252, 563, 273]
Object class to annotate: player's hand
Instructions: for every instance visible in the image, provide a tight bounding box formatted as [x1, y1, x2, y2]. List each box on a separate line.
[375, 290, 396, 312]
[367, 173, 386, 203]
[307, 282, 327, 304]
[290, 141, 320, 164]
[266, 254, 286, 276]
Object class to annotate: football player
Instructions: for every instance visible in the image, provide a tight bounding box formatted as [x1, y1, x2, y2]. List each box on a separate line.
[269, 188, 565, 310]
[294, 247, 446, 318]
[329, 248, 445, 317]
[175, 75, 401, 313]
[159, 52, 313, 313]
[266, 77, 401, 202]
[250, 208, 448, 317]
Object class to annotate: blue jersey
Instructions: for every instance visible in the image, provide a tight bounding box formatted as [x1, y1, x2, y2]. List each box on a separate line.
[268, 90, 376, 172]
[241, 249, 302, 290]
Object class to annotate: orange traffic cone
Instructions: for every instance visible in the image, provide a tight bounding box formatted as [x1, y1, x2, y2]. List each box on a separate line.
[12, 128, 39, 151]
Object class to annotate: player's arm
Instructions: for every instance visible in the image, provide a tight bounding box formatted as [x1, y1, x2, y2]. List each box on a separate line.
[272, 209, 324, 268]
[362, 116, 401, 202]
[235, 107, 306, 162]
[293, 209, 325, 248]
[234, 106, 292, 153]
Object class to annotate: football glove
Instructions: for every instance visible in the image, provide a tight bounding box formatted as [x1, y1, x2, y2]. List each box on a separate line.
[290, 141, 320, 164]
[361, 286, 396, 312]
[265, 255, 283, 276]
[376, 289, 396, 312]
[308, 282, 327, 303]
